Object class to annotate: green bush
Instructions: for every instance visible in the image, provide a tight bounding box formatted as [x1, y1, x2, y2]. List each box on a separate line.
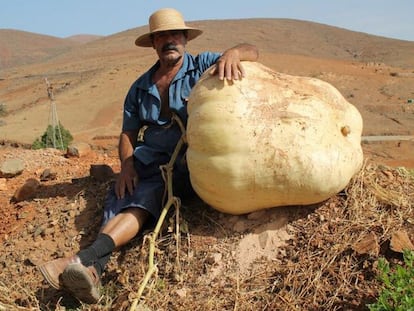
[0, 103, 6, 116]
[32, 122, 73, 150]
[368, 250, 414, 311]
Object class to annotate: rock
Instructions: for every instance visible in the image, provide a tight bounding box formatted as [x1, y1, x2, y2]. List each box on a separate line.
[66, 142, 92, 158]
[40, 168, 57, 181]
[352, 232, 379, 256]
[233, 220, 248, 233]
[0, 158, 25, 177]
[390, 230, 414, 253]
[205, 253, 222, 265]
[89, 164, 115, 182]
[11, 178, 40, 202]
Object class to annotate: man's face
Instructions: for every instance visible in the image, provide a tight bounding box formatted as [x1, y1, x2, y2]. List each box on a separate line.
[152, 30, 187, 67]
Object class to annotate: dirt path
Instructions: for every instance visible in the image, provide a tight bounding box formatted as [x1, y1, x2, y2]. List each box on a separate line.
[362, 135, 414, 142]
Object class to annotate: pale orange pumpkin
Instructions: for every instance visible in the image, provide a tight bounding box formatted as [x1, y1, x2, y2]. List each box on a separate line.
[187, 62, 363, 215]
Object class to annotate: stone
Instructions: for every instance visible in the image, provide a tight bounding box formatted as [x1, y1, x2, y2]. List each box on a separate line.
[12, 178, 40, 202]
[0, 158, 25, 177]
[40, 168, 57, 181]
[390, 230, 414, 253]
[66, 142, 92, 158]
[89, 164, 115, 182]
[352, 232, 379, 256]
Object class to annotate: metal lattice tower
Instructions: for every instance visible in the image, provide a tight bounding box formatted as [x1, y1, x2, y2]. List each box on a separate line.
[45, 78, 64, 150]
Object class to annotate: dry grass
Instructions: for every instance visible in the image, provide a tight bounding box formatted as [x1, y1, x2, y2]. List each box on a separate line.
[270, 161, 413, 310]
[0, 161, 413, 310]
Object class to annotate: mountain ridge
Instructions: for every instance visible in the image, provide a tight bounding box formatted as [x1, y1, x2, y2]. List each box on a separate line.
[1, 18, 414, 71]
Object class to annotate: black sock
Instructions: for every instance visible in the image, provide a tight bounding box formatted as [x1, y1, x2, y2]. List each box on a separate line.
[77, 233, 116, 267]
[94, 253, 111, 276]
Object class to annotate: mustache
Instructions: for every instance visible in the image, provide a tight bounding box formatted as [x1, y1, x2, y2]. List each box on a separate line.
[162, 43, 179, 52]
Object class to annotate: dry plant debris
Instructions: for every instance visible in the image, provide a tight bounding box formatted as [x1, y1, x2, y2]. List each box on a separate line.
[0, 155, 413, 311]
[270, 162, 414, 310]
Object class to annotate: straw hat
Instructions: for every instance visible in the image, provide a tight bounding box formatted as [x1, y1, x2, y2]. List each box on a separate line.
[135, 8, 203, 47]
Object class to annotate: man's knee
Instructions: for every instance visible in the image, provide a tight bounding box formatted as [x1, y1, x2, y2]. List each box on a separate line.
[121, 207, 150, 225]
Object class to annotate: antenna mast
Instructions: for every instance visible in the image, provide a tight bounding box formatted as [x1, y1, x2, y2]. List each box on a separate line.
[45, 78, 64, 150]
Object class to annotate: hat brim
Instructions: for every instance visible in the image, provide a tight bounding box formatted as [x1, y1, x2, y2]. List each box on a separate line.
[135, 27, 203, 47]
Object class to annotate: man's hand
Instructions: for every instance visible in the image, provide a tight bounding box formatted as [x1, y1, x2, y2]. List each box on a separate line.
[115, 157, 138, 199]
[211, 49, 245, 81]
[210, 43, 259, 81]
[116, 131, 139, 199]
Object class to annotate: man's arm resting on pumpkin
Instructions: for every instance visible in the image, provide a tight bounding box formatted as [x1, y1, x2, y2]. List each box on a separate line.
[212, 43, 259, 80]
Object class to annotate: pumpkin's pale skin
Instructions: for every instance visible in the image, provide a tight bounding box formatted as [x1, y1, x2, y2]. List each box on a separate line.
[187, 61, 363, 215]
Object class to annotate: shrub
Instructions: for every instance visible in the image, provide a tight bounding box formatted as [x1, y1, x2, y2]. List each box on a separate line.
[32, 122, 73, 150]
[0, 103, 6, 116]
[368, 250, 414, 311]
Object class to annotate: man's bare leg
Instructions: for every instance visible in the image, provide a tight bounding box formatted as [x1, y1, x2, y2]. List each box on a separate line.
[101, 207, 150, 247]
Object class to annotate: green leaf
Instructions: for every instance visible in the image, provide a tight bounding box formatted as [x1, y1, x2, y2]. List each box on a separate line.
[368, 250, 414, 310]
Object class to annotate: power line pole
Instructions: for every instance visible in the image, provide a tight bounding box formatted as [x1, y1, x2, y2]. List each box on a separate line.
[45, 78, 64, 150]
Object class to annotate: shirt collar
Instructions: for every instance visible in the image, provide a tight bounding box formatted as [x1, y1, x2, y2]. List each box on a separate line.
[135, 52, 196, 90]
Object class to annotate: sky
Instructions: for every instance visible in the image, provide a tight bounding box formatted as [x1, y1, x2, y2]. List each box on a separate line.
[1, 0, 413, 42]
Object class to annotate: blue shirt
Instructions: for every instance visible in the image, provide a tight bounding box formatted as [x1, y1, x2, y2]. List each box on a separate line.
[122, 51, 221, 166]
[122, 51, 221, 131]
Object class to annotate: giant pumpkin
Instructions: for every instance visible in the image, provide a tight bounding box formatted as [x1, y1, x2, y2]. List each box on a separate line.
[186, 61, 363, 215]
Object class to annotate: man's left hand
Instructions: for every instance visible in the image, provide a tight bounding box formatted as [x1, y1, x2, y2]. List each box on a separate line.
[210, 48, 245, 81]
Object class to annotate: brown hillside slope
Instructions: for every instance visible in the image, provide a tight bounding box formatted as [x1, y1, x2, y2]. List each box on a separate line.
[0, 29, 80, 69]
[189, 19, 414, 68]
[65, 34, 102, 44]
[43, 19, 414, 68]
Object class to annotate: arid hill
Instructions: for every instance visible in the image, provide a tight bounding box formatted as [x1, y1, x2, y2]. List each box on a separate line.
[65, 34, 102, 44]
[0, 29, 80, 69]
[2, 19, 414, 69]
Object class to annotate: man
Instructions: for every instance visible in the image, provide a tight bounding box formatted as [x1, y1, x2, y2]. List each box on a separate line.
[39, 8, 258, 304]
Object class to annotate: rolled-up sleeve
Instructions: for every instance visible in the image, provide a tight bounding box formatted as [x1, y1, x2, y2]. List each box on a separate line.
[196, 52, 221, 72]
[122, 84, 141, 132]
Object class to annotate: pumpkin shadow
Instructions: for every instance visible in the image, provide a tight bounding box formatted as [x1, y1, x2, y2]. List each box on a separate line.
[181, 194, 323, 239]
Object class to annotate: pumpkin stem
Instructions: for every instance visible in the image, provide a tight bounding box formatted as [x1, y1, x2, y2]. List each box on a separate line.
[341, 125, 351, 136]
[130, 113, 187, 310]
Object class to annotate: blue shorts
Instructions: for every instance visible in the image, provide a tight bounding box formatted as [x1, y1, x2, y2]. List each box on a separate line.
[102, 164, 193, 226]
[102, 121, 194, 226]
